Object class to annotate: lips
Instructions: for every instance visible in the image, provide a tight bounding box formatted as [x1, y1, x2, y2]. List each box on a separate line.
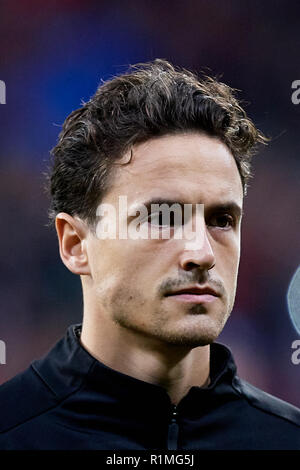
[165, 286, 219, 297]
[164, 286, 220, 305]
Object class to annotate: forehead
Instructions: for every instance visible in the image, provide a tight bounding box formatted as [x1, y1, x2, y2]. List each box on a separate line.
[109, 132, 243, 206]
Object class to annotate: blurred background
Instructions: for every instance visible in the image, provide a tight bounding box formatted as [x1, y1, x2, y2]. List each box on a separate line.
[0, 0, 299, 406]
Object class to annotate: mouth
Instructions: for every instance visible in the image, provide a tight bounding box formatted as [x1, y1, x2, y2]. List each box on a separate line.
[164, 286, 220, 304]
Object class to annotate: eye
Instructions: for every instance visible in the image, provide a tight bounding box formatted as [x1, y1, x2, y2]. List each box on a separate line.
[208, 213, 234, 229]
[147, 210, 183, 227]
[147, 212, 166, 226]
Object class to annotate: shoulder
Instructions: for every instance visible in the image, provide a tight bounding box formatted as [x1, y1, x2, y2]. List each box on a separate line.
[0, 364, 58, 434]
[0, 325, 94, 443]
[232, 375, 300, 428]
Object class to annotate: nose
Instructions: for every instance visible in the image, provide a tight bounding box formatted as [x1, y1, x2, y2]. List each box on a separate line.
[178, 225, 216, 272]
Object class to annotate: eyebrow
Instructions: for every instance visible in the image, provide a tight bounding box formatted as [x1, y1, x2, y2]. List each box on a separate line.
[129, 198, 243, 219]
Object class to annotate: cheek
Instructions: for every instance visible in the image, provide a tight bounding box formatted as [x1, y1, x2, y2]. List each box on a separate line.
[215, 237, 240, 284]
[89, 239, 129, 276]
[217, 245, 240, 312]
[228, 248, 241, 285]
[90, 239, 151, 293]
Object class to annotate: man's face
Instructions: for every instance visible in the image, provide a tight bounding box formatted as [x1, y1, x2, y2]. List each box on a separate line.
[84, 132, 243, 347]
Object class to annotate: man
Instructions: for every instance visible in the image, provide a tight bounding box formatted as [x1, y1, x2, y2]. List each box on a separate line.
[0, 59, 299, 450]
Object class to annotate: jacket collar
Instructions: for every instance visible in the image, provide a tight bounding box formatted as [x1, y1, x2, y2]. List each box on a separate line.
[32, 323, 238, 414]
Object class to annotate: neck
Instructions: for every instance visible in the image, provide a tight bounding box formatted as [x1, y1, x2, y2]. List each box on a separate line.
[80, 315, 210, 405]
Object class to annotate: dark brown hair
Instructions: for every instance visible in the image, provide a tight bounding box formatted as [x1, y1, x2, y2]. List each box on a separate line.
[47, 58, 267, 228]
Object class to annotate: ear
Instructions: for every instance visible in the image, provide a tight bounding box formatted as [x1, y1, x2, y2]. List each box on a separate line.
[55, 213, 91, 276]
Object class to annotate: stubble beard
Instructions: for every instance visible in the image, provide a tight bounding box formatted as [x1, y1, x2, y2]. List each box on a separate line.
[111, 292, 232, 349]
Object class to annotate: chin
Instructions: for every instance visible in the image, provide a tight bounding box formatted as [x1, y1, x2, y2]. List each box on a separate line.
[153, 323, 224, 348]
[157, 314, 228, 348]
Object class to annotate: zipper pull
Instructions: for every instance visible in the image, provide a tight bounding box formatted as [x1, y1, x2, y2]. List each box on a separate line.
[167, 404, 179, 450]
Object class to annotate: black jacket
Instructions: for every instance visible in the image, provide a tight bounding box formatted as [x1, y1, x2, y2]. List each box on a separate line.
[0, 324, 299, 450]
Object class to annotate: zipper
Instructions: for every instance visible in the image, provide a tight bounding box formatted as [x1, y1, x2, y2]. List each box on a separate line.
[167, 404, 179, 450]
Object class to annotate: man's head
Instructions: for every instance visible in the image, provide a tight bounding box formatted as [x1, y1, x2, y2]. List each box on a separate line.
[48, 59, 267, 348]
